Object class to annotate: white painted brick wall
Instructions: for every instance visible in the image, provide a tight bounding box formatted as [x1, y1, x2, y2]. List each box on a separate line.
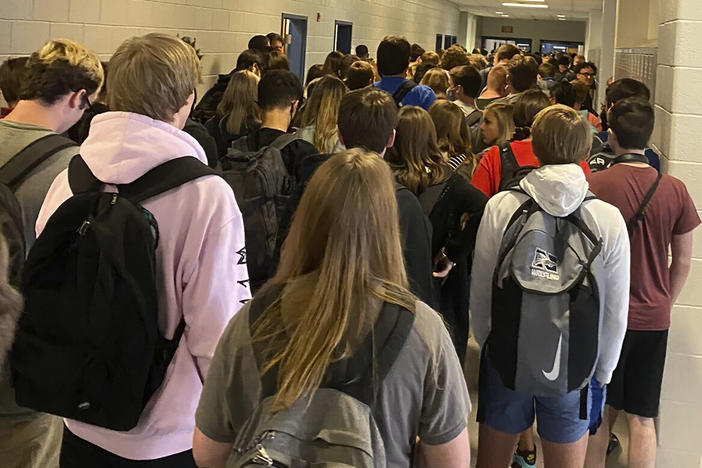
[653, 0, 702, 466]
[1, 0, 460, 100]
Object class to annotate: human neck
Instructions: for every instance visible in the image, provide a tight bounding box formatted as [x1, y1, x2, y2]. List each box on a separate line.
[614, 147, 649, 166]
[457, 95, 475, 107]
[382, 72, 407, 79]
[4, 100, 63, 132]
[261, 108, 291, 133]
[480, 89, 501, 99]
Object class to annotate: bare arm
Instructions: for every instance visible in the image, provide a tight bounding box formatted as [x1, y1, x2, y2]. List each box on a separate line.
[670, 231, 694, 303]
[192, 427, 233, 468]
[416, 428, 471, 468]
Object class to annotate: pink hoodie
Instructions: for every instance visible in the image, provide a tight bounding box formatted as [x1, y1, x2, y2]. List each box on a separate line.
[36, 112, 251, 460]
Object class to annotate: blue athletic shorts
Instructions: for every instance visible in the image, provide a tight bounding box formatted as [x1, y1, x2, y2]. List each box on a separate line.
[477, 355, 593, 444]
[588, 377, 607, 435]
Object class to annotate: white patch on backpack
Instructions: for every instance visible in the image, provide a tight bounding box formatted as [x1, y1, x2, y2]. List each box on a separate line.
[531, 248, 559, 280]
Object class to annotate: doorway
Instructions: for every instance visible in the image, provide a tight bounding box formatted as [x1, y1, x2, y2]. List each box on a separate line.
[436, 34, 443, 51]
[282, 14, 308, 82]
[444, 35, 457, 49]
[481, 36, 532, 53]
[334, 21, 352, 54]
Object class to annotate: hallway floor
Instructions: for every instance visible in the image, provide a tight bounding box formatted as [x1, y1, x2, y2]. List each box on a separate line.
[464, 339, 630, 467]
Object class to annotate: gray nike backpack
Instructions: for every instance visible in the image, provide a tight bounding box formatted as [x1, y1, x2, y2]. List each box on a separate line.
[228, 288, 414, 467]
[486, 192, 603, 396]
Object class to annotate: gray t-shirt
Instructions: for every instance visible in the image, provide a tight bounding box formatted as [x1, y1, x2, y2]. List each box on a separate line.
[0, 120, 77, 418]
[0, 120, 78, 249]
[196, 297, 471, 466]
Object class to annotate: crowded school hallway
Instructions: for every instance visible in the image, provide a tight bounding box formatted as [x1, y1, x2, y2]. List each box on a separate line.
[0, 0, 700, 467]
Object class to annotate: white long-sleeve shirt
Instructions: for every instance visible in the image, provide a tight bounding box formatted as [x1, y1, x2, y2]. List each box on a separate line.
[470, 164, 630, 385]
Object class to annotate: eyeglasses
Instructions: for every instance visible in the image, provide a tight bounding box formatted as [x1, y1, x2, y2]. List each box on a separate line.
[579, 72, 596, 77]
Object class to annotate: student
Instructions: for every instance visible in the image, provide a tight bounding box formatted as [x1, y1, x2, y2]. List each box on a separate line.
[374, 36, 436, 110]
[574, 61, 598, 115]
[585, 98, 700, 468]
[192, 49, 263, 122]
[478, 100, 514, 152]
[193, 148, 471, 468]
[429, 100, 475, 174]
[386, 106, 486, 363]
[479, 43, 521, 90]
[554, 54, 572, 82]
[321, 51, 345, 78]
[476, 64, 508, 110]
[288, 87, 434, 306]
[32, 33, 250, 467]
[420, 67, 451, 99]
[448, 65, 482, 120]
[0, 57, 29, 118]
[266, 32, 285, 53]
[237, 70, 317, 177]
[570, 80, 602, 132]
[344, 60, 375, 90]
[471, 89, 591, 198]
[0, 39, 102, 248]
[267, 50, 289, 71]
[420, 50, 441, 66]
[247, 34, 270, 53]
[471, 104, 630, 468]
[204, 70, 261, 158]
[296, 75, 347, 154]
[550, 80, 576, 108]
[410, 42, 425, 63]
[355, 44, 369, 59]
[538, 62, 558, 92]
[505, 55, 539, 97]
[440, 46, 470, 71]
[589, 78, 660, 172]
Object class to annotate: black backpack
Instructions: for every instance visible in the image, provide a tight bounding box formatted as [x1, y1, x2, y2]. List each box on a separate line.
[392, 81, 417, 107]
[219, 133, 300, 293]
[498, 143, 538, 192]
[11, 155, 217, 430]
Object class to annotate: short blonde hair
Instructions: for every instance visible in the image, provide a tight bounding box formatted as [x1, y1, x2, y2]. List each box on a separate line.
[532, 104, 591, 165]
[21, 38, 103, 104]
[108, 33, 201, 122]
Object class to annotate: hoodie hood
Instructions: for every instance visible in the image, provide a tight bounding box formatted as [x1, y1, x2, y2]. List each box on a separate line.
[519, 164, 589, 217]
[80, 111, 207, 184]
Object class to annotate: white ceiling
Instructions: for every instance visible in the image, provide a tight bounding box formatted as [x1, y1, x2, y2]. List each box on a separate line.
[458, 0, 602, 20]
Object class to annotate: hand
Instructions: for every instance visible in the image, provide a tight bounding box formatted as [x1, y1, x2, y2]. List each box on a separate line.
[433, 255, 455, 278]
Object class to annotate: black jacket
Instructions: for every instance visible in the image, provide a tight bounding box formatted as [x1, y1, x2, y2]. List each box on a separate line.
[283, 153, 434, 306]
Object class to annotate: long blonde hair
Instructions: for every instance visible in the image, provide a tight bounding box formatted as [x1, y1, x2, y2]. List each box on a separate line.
[298, 75, 347, 153]
[429, 100, 477, 173]
[386, 106, 449, 195]
[253, 149, 415, 410]
[484, 100, 515, 146]
[217, 70, 260, 135]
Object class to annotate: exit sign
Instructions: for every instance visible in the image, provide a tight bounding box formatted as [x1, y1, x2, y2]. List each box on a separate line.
[502, 25, 513, 33]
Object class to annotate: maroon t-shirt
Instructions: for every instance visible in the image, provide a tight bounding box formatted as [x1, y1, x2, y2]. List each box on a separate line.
[588, 164, 700, 330]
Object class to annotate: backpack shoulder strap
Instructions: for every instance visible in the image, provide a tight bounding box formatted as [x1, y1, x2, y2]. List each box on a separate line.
[465, 109, 482, 127]
[628, 173, 662, 232]
[119, 157, 219, 204]
[1, 134, 77, 190]
[418, 181, 448, 217]
[269, 132, 304, 152]
[499, 143, 519, 181]
[392, 80, 418, 106]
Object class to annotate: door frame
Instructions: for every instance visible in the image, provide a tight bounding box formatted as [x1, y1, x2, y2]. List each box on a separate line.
[334, 20, 353, 54]
[281, 13, 308, 81]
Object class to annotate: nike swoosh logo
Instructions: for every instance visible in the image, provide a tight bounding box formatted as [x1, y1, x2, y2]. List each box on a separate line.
[542, 333, 563, 381]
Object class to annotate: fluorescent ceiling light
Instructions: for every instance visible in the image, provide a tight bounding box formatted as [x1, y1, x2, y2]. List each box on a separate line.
[496, 11, 504, 14]
[557, 14, 566, 17]
[502, 2, 549, 8]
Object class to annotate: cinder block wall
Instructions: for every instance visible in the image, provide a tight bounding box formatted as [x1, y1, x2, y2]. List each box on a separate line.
[652, 0, 702, 465]
[0, 0, 460, 100]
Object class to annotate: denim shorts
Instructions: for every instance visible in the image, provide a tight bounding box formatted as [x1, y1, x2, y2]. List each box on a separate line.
[478, 355, 593, 444]
[588, 377, 607, 435]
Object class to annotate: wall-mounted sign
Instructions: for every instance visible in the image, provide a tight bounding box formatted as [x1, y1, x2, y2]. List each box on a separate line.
[501, 25, 514, 33]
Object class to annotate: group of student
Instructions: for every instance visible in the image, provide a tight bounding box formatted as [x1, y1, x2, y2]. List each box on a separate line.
[0, 27, 696, 468]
